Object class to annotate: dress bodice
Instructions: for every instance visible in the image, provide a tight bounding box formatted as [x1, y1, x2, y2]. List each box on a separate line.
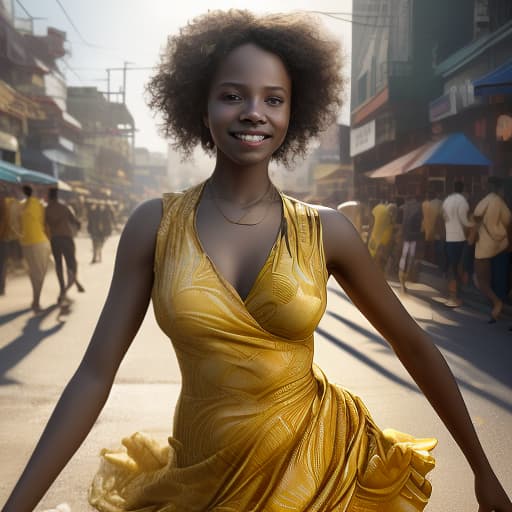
[151, 181, 327, 404]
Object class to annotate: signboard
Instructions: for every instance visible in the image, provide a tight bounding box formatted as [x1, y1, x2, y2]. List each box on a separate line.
[429, 81, 477, 123]
[429, 88, 457, 122]
[350, 120, 376, 157]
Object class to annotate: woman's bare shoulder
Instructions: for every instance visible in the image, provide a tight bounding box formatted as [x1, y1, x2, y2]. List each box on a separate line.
[117, 198, 163, 262]
[314, 205, 365, 269]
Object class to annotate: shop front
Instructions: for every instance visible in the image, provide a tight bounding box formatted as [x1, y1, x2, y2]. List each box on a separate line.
[365, 133, 491, 201]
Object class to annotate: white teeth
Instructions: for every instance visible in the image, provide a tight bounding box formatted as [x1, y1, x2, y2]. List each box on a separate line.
[235, 133, 266, 142]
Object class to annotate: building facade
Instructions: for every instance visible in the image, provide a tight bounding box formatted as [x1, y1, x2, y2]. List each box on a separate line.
[0, 3, 84, 180]
[67, 86, 135, 195]
[350, 0, 476, 201]
[429, 2, 512, 187]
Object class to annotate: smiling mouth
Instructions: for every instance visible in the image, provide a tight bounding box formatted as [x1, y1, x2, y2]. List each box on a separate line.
[231, 133, 270, 142]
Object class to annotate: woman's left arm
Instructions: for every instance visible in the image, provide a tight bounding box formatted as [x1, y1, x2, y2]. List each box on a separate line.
[320, 207, 511, 512]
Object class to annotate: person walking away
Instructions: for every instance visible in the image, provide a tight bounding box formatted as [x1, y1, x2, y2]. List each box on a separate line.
[98, 202, 115, 246]
[442, 181, 472, 307]
[398, 195, 423, 293]
[422, 190, 444, 269]
[86, 202, 103, 263]
[45, 188, 85, 303]
[367, 200, 394, 272]
[19, 185, 51, 313]
[473, 179, 511, 322]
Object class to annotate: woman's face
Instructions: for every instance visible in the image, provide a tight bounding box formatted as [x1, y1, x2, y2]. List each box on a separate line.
[205, 43, 291, 168]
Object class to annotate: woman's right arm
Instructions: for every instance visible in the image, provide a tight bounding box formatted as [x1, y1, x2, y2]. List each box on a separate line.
[2, 198, 163, 512]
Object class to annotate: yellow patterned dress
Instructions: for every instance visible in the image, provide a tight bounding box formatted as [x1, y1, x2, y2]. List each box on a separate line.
[89, 182, 436, 512]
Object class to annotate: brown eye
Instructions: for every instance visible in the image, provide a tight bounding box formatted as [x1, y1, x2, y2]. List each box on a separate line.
[223, 93, 242, 102]
[266, 97, 284, 106]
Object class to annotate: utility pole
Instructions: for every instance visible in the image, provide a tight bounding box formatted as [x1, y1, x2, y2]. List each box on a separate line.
[122, 61, 129, 104]
[104, 64, 153, 103]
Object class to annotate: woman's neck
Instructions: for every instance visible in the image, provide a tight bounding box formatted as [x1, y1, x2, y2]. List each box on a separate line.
[208, 162, 272, 205]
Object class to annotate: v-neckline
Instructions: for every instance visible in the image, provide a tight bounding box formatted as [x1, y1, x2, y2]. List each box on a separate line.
[192, 180, 286, 306]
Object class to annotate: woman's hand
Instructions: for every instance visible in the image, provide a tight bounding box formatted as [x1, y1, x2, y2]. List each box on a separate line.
[475, 468, 512, 512]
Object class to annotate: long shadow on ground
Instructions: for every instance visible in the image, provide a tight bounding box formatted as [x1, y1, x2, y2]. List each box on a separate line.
[325, 285, 512, 413]
[0, 305, 65, 385]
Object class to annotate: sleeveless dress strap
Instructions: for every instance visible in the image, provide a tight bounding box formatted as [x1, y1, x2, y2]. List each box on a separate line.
[283, 196, 327, 284]
[153, 192, 183, 274]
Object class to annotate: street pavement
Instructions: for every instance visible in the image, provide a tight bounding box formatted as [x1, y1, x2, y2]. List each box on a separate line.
[0, 234, 511, 511]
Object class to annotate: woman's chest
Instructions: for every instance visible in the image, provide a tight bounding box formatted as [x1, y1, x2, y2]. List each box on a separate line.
[154, 223, 326, 342]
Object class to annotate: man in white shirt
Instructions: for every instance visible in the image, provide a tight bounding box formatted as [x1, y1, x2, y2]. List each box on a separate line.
[442, 181, 472, 306]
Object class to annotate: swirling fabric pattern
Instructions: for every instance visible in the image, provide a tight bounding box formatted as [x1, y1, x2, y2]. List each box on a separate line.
[89, 182, 436, 511]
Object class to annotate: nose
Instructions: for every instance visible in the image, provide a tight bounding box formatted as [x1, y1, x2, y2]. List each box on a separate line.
[240, 99, 266, 124]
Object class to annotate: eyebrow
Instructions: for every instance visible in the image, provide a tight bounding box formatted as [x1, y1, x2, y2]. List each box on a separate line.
[216, 81, 289, 93]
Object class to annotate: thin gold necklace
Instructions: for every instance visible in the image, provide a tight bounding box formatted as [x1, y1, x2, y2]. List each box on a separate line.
[207, 179, 276, 226]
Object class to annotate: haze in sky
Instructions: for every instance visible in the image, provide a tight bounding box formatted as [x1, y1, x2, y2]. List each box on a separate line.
[16, 0, 352, 155]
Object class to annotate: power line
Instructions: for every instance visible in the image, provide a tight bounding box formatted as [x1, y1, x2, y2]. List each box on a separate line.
[54, 0, 106, 49]
[107, 66, 156, 71]
[317, 11, 393, 18]
[61, 59, 83, 83]
[15, 0, 32, 18]
[307, 11, 391, 27]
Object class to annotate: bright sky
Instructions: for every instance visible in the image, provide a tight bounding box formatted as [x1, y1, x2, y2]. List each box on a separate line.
[16, 0, 352, 154]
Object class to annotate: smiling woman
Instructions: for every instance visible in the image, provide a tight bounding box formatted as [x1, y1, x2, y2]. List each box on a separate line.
[146, 9, 343, 165]
[204, 44, 291, 170]
[2, 9, 512, 512]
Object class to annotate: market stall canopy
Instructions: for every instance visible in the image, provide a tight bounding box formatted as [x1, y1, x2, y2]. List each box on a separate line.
[366, 133, 491, 178]
[0, 159, 58, 185]
[473, 59, 512, 97]
[0, 164, 19, 184]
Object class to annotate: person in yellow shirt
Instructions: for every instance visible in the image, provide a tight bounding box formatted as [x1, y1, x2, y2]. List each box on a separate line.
[19, 185, 51, 312]
[367, 200, 395, 272]
[422, 191, 445, 269]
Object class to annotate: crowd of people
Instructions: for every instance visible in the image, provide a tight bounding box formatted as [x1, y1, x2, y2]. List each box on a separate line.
[0, 183, 118, 312]
[356, 178, 512, 322]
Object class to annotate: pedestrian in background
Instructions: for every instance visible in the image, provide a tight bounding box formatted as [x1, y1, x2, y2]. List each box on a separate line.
[367, 199, 395, 272]
[473, 179, 511, 323]
[86, 202, 103, 264]
[45, 188, 85, 304]
[398, 195, 423, 293]
[19, 185, 50, 313]
[422, 189, 445, 270]
[99, 201, 115, 244]
[442, 181, 472, 307]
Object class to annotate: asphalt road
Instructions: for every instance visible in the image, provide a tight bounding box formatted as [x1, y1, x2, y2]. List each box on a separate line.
[0, 234, 511, 511]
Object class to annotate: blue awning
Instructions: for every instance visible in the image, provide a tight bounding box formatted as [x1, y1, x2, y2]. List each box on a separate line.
[0, 159, 58, 185]
[367, 133, 491, 178]
[0, 165, 20, 184]
[474, 59, 512, 97]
